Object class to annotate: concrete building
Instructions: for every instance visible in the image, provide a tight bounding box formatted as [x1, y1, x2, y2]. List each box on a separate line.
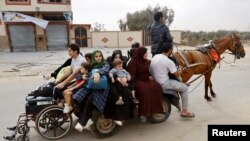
[0, 0, 91, 52]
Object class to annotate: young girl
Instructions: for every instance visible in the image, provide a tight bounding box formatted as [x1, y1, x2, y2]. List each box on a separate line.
[63, 63, 91, 114]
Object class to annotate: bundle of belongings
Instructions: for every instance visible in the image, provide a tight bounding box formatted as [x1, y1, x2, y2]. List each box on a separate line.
[27, 82, 60, 98]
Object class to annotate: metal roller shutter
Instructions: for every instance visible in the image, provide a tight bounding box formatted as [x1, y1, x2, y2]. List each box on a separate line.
[9, 25, 35, 52]
[46, 24, 68, 50]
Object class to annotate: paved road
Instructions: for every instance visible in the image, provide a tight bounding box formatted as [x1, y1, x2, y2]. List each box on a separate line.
[0, 47, 250, 141]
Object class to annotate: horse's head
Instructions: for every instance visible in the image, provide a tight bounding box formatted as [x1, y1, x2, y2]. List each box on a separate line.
[228, 33, 246, 59]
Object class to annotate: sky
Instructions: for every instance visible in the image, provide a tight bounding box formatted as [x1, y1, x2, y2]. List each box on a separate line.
[71, 0, 250, 32]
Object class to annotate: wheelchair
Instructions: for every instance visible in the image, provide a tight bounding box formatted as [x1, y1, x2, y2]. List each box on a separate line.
[3, 88, 72, 141]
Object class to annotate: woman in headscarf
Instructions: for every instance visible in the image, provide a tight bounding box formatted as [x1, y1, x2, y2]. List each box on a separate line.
[104, 50, 134, 125]
[127, 47, 163, 122]
[107, 49, 128, 69]
[73, 50, 110, 132]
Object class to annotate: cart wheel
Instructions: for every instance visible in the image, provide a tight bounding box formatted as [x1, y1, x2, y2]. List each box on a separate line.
[17, 135, 29, 141]
[17, 124, 30, 134]
[148, 97, 171, 123]
[35, 105, 72, 140]
[91, 110, 118, 138]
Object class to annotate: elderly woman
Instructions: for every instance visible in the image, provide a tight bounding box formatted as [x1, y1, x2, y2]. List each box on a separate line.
[73, 50, 110, 132]
[127, 47, 163, 122]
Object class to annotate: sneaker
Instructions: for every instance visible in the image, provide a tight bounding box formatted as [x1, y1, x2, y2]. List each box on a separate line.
[115, 98, 124, 105]
[133, 98, 139, 104]
[58, 102, 63, 107]
[75, 123, 84, 132]
[63, 105, 73, 114]
[139, 116, 147, 123]
[114, 120, 123, 126]
[84, 119, 94, 131]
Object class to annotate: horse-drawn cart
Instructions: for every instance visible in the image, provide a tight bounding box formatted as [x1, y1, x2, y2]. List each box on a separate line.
[3, 85, 178, 141]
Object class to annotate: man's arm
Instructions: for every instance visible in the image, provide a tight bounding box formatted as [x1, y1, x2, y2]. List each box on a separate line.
[168, 60, 182, 77]
[163, 25, 173, 43]
[172, 67, 183, 78]
[56, 68, 80, 89]
[69, 80, 86, 91]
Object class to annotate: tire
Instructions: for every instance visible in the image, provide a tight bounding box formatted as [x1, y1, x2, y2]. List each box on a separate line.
[35, 105, 72, 140]
[91, 110, 118, 138]
[17, 135, 29, 141]
[148, 97, 171, 123]
[17, 124, 30, 134]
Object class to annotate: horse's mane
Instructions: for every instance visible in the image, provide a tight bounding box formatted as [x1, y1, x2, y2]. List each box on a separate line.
[214, 37, 227, 43]
[214, 34, 238, 44]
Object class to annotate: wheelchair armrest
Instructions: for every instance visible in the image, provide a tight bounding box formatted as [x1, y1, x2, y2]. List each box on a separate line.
[26, 96, 53, 102]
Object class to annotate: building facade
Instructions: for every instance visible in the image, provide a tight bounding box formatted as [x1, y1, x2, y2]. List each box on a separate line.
[0, 0, 90, 52]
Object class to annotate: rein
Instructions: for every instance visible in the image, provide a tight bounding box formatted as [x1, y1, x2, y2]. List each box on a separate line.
[187, 56, 225, 85]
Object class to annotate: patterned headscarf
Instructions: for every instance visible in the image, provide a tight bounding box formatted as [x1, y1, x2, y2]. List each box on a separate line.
[91, 50, 105, 68]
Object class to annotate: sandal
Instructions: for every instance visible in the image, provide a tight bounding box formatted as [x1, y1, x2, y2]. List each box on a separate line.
[180, 112, 195, 118]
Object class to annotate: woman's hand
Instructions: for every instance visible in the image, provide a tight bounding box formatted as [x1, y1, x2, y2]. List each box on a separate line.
[149, 76, 154, 80]
[82, 74, 88, 80]
[111, 77, 115, 83]
[93, 72, 100, 84]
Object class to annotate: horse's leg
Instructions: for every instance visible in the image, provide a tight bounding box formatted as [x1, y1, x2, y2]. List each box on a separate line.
[204, 71, 213, 101]
[209, 79, 216, 97]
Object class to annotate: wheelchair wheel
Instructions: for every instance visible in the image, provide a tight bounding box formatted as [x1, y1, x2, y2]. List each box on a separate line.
[17, 135, 29, 141]
[148, 97, 171, 123]
[17, 124, 30, 134]
[91, 110, 118, 138]
[35, 105, 72, 140]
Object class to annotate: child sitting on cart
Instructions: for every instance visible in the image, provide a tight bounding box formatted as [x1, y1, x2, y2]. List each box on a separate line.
[109, 59, 139, 105]
[63, 63, 91, 113]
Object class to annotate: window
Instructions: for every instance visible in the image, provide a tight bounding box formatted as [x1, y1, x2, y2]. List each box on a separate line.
[43, 14, 67, 21]
[6, 0, 30, 5]
[38, 0, 70, 4]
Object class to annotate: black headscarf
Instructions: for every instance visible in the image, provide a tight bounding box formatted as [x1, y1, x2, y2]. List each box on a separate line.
[111, 49, 123, 62]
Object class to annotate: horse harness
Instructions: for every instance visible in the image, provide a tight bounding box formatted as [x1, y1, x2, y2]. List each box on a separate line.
[231, 35, 242, 59]
[173, 35, 241, 84]
[175, 43, 221, 84]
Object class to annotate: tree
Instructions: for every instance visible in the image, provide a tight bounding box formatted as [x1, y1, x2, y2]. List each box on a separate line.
[125, 4, 175, 31]
[91, 22, 106, 31]
[181, 30, 250, 46]
[117, 19, 127, 31]
[166, 8, 174, 26]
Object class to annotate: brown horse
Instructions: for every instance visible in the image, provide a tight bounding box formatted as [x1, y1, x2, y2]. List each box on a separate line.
[173, 34, 245, 101]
